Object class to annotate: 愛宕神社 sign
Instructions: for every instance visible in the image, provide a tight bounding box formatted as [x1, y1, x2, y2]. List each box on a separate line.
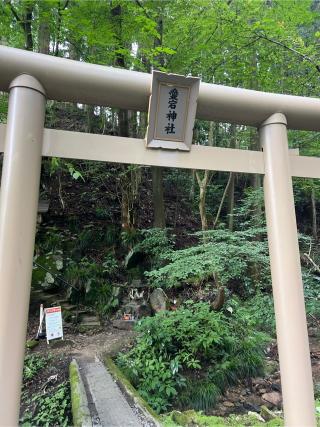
[146, 71, 200, 151]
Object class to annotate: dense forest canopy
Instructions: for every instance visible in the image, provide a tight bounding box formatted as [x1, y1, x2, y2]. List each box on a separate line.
[1, 0, 320, 424]
[1, 0, 320, 233]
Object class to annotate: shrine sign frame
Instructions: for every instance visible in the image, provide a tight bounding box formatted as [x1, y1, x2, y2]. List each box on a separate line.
[0, 45, 319, 427]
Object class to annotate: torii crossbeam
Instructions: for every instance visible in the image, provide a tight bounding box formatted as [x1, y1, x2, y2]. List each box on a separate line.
[0, 45, 319, 426]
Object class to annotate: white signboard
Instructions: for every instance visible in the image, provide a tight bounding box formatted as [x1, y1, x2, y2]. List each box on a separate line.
[146, 71, 200, 151]
[45, 306, 63, 343]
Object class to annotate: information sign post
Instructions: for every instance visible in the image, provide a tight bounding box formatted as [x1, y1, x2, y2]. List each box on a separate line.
[45, 306, 63, 344]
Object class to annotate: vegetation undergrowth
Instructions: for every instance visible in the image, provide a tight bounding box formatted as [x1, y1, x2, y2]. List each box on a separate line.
[161, 410, 284, 427]
[20, 353, 71, 427]
[21, 381, 70, 427]
[23, 354, 51, 381]
[117, 301, 270, 413]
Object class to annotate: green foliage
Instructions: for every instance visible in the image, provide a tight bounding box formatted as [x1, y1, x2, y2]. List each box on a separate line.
[21, 382, 71, 427]
[227, 293, 276, 336]
[178, 380, 221, 412]
[126, 228, 174, 271]
[49, 158, 84, 181]
[23, 354, 49, 381]
[146, 228, 270, 292]
[65, 256, 120, 319]
[303, 270, 320, 319]
[117, 302, 269, 413]
[162, 410, 285, 427]
[32, 251, 63, 290]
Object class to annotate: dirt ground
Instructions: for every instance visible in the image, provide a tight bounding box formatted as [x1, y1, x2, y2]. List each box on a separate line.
[20, 314, 136, 424]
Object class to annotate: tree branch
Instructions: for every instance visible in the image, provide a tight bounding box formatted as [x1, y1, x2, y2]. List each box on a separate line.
[256, 31, 320, 73]
[135, 0, 151, 19]
[213, 172, 233, 229]
[6, 1, 24, 32]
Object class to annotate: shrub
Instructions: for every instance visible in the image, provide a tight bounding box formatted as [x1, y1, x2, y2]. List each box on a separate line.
[125, 228, 174, 272]
[146, 228, 270, 292]
[64, 257, 120, 319]
[117, 302, 269, 413]
[21, 381, 71, 427]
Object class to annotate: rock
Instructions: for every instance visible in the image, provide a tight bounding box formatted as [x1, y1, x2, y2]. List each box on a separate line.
[171, 410, 196, 426]
[252, 377, 265, 386]
[26, 339, 39, 349]
[308, 327, 318, 337]
[226, 391, 240, 401]
[260, 405, 277, 421]
[265, 360, 279, 376]
[112, 319, 136, 331]
[271, 382, 281, 392]
[138, 303, 152, 318]
[223, 401, 234, 407]
[262, 391, 282, 407]
[150, 288, 167, 312]
[259, 388, 267, 394]
[243, 402, 261, 413]
[122, 301, 151, 319]
[248, 411, 265, 422]
[124, 249, 145, 269]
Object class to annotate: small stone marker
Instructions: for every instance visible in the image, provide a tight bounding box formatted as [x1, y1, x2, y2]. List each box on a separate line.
[150, 288, 167, 312]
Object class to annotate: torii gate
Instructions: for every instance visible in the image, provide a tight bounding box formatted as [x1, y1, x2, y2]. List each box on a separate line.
[0, 46, 319, 427]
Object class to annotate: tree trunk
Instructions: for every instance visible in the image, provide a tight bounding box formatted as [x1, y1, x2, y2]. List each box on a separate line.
[38, 2, 50, 55]
[228, 173, 235, 231]
[199, 184, 208, 230]
[151, 14, 166, 228]
[213, 172, 233, 229]
[311, 186, 317, 240]
[24, 3, 34, 51]
[195, 122, 214, 231]
[152, 167, 166, 228]
[8, 1, 34, 51]
[228, 125, 237, 231]
[110, 4, 134, 230]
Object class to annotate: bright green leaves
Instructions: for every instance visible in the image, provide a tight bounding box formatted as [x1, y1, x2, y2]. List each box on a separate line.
[117, 301, 269, 413]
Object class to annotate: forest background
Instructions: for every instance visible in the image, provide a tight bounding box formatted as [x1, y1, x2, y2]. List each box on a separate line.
[1, 0, 320, 422]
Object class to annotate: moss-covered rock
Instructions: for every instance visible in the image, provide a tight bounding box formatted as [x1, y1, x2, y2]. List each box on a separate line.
[171, 410, 196, 426]
[69, 359, 92, 427]
[162, 410, 284, 427]
[261, 405, 277, 421]
[32, 251, 63, 290]
[26, 339, 39, 350]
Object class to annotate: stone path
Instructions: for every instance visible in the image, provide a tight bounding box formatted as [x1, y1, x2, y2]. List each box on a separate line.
[77, 356, 142, 427]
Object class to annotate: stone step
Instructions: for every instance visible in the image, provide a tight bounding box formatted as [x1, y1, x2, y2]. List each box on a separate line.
[80, 316, 100, 325]
[76, 357, 142, 427]
[61, 304, 78, 311]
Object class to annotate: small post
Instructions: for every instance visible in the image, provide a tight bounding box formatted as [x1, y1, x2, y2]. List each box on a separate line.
[0, 75, 46, 425]
[260, 113, 315, 426]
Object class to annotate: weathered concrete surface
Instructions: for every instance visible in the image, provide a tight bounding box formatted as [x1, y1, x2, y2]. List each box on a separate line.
[77, 356, 141, 427]
[69, 359, 92, 427]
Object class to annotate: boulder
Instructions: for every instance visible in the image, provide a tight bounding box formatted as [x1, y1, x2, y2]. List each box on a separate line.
[150, 288, 167, 312]
[26, 339, 39, 349]
[260, 405, 277, 421]
[223, 401, 234, 407]
[171, 410, 197, 426]
[262, 391, 282, 407]
[112, 319, 136, 331]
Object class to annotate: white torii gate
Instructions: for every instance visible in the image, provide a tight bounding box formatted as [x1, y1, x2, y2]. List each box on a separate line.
[0, 45, 319, 426]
